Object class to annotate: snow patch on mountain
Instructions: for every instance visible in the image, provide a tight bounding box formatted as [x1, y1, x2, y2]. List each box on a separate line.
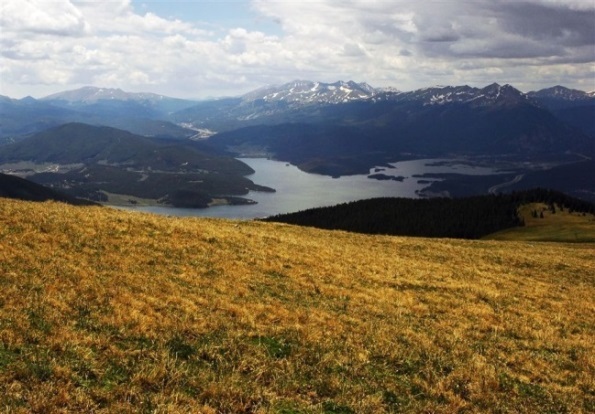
[381, 83, 529, 107]
[242, 80, 377, 106]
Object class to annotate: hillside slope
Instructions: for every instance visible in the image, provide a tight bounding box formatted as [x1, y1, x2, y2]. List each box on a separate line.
[0, 199, 593, 413]
[0, 173, 97, 206]
[485, 202, 595, 242]
[0, 123, 273, 207]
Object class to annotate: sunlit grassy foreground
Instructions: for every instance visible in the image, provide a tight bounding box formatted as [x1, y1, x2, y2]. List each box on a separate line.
[0, 199, 593, 413]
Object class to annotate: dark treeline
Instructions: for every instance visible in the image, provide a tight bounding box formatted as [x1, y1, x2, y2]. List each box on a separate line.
[263, 189, 595, 239]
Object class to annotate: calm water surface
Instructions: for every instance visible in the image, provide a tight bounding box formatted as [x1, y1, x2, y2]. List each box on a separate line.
[119, 158, 502, 219]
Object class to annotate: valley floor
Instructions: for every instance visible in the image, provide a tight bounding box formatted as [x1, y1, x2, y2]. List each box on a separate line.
[0, 199, 593, 413]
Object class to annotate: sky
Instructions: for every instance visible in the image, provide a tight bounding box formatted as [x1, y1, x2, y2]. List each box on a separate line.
[1, 0, 594, 99]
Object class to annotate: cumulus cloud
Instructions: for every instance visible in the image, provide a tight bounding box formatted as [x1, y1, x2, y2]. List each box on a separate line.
[0, 0, 87, 36]
[251, 0, 594, 91]
[0, 0, 593, 98]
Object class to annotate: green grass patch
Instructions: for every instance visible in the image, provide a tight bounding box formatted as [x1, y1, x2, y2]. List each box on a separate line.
[250, 336, 293, 359]
[486, 203, 595, 242]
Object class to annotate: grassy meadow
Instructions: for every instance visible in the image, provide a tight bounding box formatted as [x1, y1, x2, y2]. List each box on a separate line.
[0, 198, 593, 413]
[486, 203, 595, 243]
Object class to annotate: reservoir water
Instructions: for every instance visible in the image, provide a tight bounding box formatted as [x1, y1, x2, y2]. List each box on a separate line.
[120, 158, 503, 219]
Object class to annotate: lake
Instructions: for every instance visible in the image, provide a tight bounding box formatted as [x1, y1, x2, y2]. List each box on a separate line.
[117, 158, 505, 219]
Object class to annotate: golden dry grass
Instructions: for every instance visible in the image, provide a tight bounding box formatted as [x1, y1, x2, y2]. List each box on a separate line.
[0, 198, 593, 413]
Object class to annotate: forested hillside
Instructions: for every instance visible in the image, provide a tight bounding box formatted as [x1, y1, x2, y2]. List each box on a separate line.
[0, 173, 97, 205]
[264, 189, 595, 239]
[0, 123, 273, 207]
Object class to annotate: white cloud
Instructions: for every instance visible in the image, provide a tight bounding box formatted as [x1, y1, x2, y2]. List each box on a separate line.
[0, 0, 593, 99]
[0, 0, 88, 36]
[249, 0, 594, 91]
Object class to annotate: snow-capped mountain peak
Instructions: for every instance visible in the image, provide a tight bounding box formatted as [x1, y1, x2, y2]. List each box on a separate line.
[478, 83, 528, 104]
[241, 80, 378, 106]
[241, 81, 536, 109]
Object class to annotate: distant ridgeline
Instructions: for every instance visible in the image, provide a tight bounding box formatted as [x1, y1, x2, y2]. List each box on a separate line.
[263, 189, 595, 239]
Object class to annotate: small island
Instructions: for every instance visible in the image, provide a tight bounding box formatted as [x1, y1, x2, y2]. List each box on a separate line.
[367, 173, 406, 182]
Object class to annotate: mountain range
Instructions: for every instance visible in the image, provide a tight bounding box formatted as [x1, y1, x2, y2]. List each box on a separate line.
[199, 82, 593, 178]
[1, 81, 594, 205]
[0, 89, 198, 141]
[174, 81, 594, 134]
[3, 81, 593, 140]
